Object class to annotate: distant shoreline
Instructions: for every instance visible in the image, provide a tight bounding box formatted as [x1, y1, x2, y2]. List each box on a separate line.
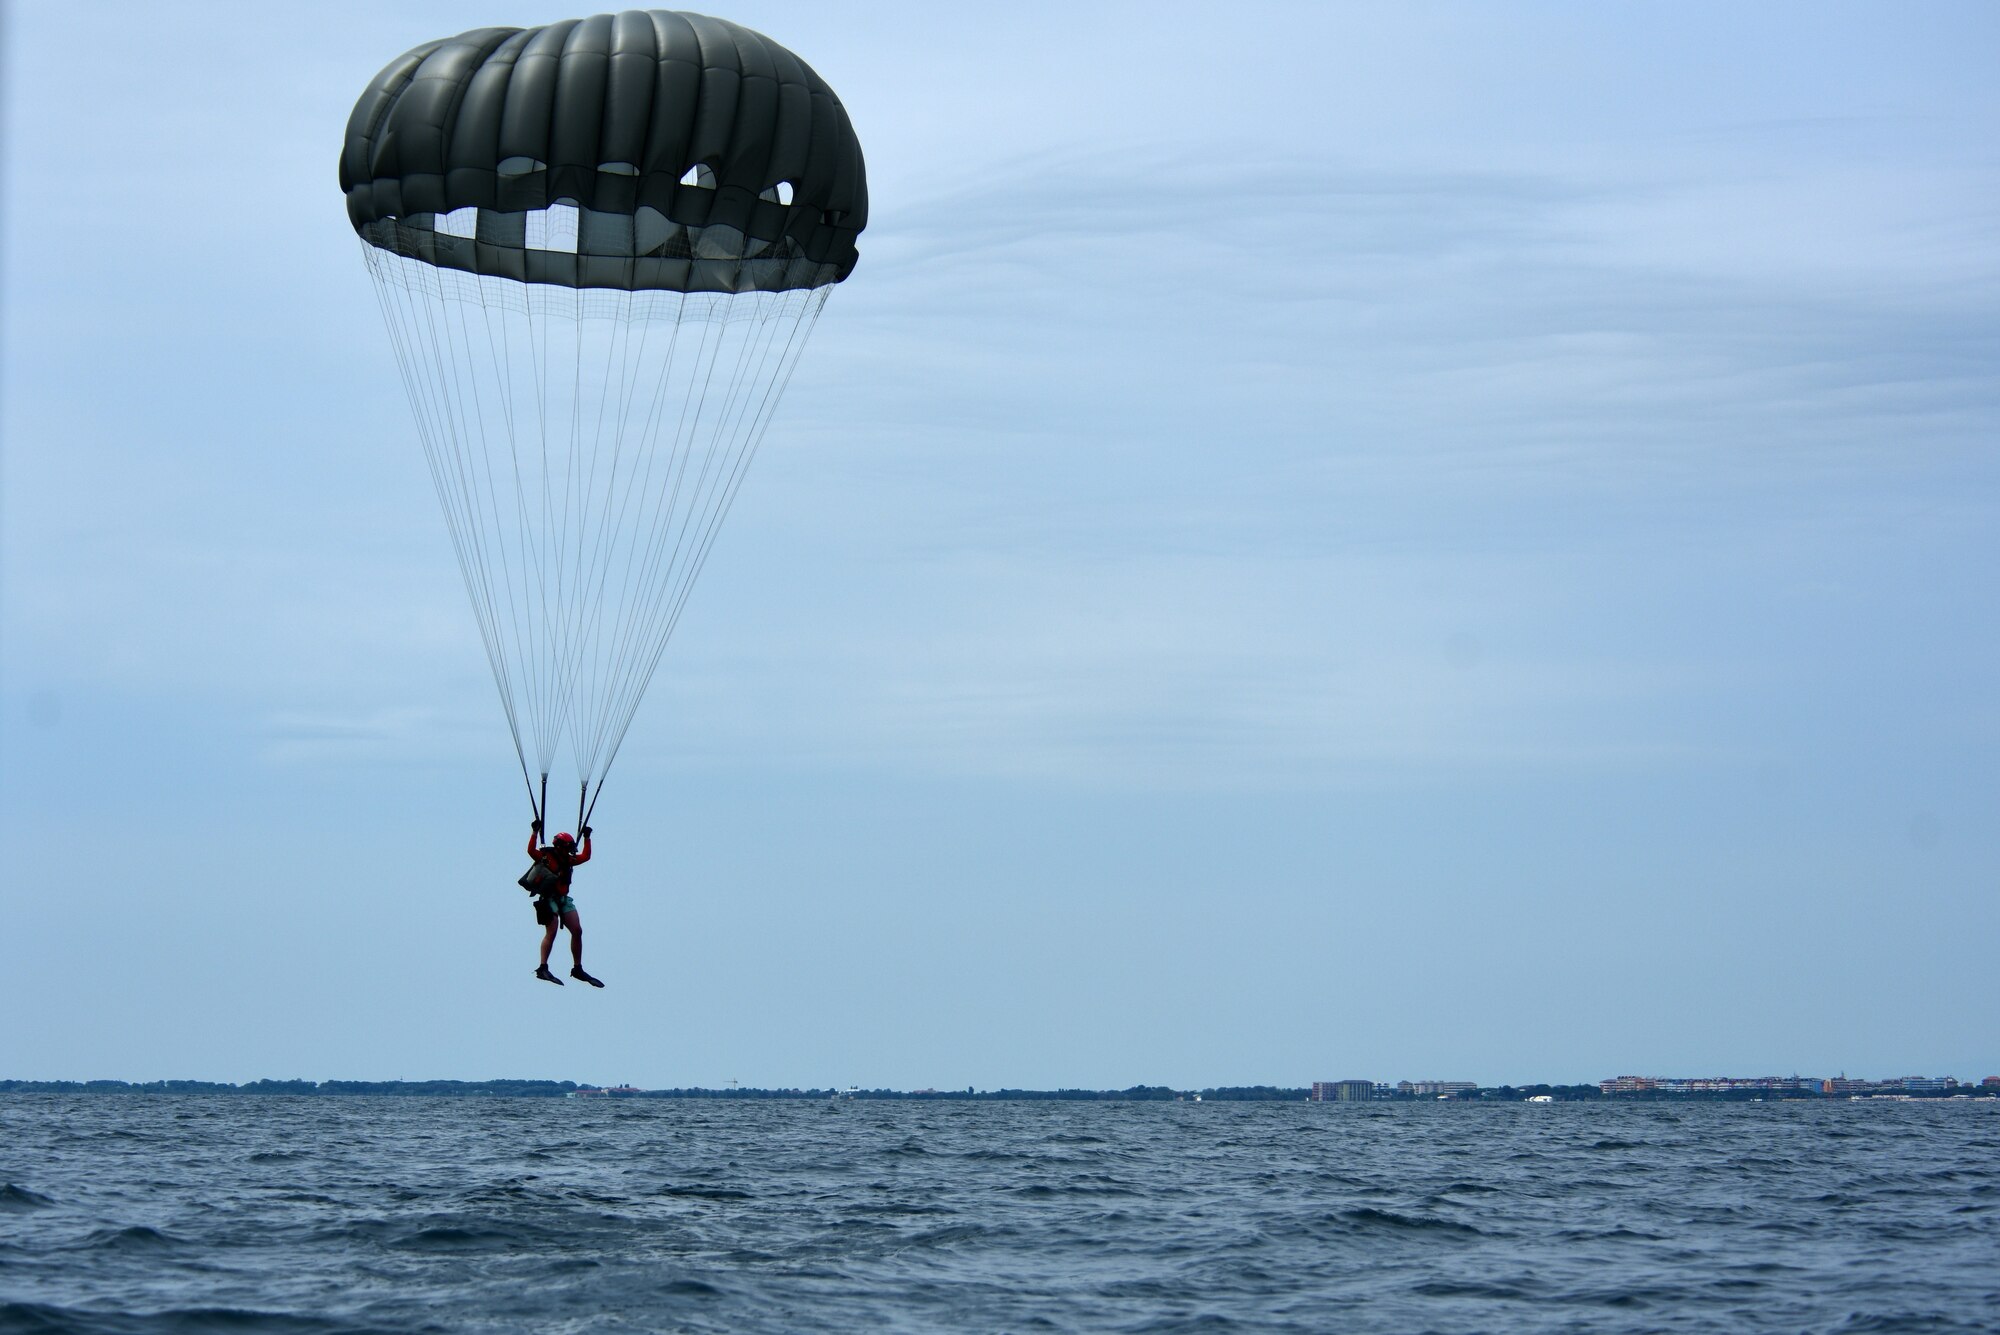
[5, 1079, 1995, 1102]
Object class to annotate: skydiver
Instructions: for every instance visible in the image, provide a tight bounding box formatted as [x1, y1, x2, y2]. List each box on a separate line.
[526, 820, 602, 987]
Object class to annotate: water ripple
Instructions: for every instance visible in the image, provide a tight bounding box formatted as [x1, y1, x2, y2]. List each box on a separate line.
[1, 1096, 1994, 1332]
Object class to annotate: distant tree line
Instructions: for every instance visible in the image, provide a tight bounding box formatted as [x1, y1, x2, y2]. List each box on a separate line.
[0, 1080, 1308, 1100]
[0, 1079, 582, 1097]
[8, 1079, 1983, 1101]
[0, 1080, 1316, 1100]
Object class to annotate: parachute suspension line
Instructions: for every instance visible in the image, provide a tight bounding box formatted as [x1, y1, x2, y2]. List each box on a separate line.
[364, 245, 841, 808]
[592, 287, 832, 789]
[473, 278, 554, 766]
[536, 294, 567, 764]
[362, 244, 533, 798]
[502, 275, 579, 783]
[620, 298, 792, 689]
[568, 290, 696, 786]
[560, 305, 705, 782]
[554, 282, 600, 774]
[527, 271, 558, 777]
[518, 281, 565, 777]
[575, 289, 712, 781]
[637, 289, 828, 715]
[519, 278, 566, 781]
[577, 304, 735, 780]
[586, 301, 753, 781]
[406, 251, 553, 786]
[568, 289, 657, 786]
[669, 291, 822, 607]
[545, 280, 590, 770]
[562, 287, 648, 785]
[402, 259, 533, 783]
[444, 277, 540, 784]
[363, 252, 511, 757]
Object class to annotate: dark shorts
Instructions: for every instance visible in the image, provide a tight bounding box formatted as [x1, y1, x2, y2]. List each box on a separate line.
[534, 894, 577, 926]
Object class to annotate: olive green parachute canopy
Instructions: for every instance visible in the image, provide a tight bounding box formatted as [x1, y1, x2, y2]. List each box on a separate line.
[340, 9, 867, 292]
[341, 12, 869, 824]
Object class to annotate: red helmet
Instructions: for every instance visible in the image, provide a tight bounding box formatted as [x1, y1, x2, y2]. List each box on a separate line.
[553, 832, 576, 847]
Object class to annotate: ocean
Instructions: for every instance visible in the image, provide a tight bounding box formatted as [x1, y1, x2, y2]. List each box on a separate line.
[3, 1094, 1995, 1333]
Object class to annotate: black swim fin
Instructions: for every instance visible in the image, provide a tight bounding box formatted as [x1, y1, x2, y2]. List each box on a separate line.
[570, 967, 605, 988]
[535, 966, 564, 985]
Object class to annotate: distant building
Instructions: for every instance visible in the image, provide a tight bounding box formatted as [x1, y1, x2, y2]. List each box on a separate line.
[1984, 1077, 2000, 1089]
[1311, 1080, 1376, 1102]
[1602, 1075, 1811, 1096]
[1600, 1076, 1656, 1094]
[1398, 1081, 1478, 1098]
[1666, 1076, 1810, 1094]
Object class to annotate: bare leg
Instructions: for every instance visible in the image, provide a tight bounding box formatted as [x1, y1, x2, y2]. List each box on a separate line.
[563, 912, 602, 986]
[539, 917, 559, 970]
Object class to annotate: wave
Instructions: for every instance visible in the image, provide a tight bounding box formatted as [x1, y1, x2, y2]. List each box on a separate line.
[75, 1226, 183, 1253]
[1008, 1182, 1140, 1199]
[325, 1216, 555, 1252]
[1832, 1313, 1997, 1334]
[1410, 1279, 1534, 1299]
[1340, 1207, 1484, 1236]
[0, 1303, 357, 1335]
[655, 1185, 752, 1201]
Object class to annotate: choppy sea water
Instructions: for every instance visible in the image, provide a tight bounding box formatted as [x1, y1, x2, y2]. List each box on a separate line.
[3, 1096, 1997, 1333]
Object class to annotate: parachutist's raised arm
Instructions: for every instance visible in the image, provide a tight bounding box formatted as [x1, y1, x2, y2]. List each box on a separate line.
[574, 830, 592, 866]
[527, 822, 543, 859]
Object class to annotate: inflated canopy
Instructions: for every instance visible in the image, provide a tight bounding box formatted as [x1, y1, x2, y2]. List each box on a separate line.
[339, 9, 867, 292]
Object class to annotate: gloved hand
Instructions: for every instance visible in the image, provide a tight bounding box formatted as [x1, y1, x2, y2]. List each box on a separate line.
[531, 818, 543, 834]
[579, 825, 593, 839]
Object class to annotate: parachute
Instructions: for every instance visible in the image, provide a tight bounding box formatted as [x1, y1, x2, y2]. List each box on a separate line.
[339, 11, 867, 828]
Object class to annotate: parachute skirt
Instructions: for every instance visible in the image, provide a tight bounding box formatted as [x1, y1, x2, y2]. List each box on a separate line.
[356, 211, 846, 296]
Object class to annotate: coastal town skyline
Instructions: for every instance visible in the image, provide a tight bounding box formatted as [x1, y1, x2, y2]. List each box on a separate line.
[8, 1071, 1997, 1102]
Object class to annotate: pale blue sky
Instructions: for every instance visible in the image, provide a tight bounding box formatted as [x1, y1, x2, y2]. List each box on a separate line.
[3, 2, 1996, 1089]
